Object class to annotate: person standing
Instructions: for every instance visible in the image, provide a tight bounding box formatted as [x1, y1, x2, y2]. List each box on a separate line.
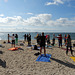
[57, 34, 62, 48]
[47, 35, 50, 46]
[28, 34, 31, 46]
[27, 34, 28, 42]
[10, 34, 15, 47]
[15, 34, 18, 45]
[66, 34, 73, 56]
[24, 34, 26, 41]
[64, 34, 67, 45]
[8, 34, 10, 43]
[40, 32, 46, 56]
[52, 34, 55, 46]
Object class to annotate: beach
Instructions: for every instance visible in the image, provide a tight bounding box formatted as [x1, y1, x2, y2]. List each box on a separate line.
[0, 40, 75, 75]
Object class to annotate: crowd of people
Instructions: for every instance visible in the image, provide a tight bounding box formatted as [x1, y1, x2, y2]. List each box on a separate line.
[8, 34, 18, 47]
[7, 32, 73, 56]
[35, 32, 73, 56]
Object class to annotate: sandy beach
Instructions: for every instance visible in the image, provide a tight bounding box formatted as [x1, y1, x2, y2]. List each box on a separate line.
[0, 40, 75, 75]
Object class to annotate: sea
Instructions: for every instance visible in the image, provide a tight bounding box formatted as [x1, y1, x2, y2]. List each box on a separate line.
[0, 32, 75, 40]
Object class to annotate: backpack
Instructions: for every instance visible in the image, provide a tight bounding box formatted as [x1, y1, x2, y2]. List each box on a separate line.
[34, 45, 38, 50]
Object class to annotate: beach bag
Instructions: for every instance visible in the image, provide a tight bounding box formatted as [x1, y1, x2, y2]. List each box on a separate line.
[3, 41, 6, 44]
[20, 43, 24, 46]
[34, 45, 38, 50]
[73, 44, 75, 47]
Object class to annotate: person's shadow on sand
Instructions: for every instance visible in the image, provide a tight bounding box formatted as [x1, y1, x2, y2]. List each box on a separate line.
[51, 58, 75, 69]
[0, 59, 6, 68]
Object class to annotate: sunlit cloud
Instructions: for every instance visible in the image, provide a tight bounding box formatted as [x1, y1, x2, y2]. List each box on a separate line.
[0, 14, 4, 17]
[0, 14, 75, 32]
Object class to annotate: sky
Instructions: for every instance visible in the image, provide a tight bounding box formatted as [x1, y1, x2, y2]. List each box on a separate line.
[0, 0, 75, 32]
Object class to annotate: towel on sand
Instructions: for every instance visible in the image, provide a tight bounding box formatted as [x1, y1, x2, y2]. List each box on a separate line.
[36, 54, 51, 62]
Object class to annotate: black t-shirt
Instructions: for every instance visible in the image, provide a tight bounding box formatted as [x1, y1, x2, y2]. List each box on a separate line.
[40, 36, 46, 44]
[15, 35, 18, 38]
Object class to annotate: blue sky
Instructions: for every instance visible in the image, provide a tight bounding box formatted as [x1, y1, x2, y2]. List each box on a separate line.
[0, 0, 75, 32]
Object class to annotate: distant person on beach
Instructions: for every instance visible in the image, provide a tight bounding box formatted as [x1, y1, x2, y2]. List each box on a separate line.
[10, 34, 15, 47]
[15, 34, 18, 45]
[64, 34, 67, 45]
[40, 32, 46, 56]
[66, 34, 73, 56]
[36, 34, 39, 44]
[8, 34, 10, 43]
[57, 34, 62, 48]
[24, 34, 26, 41]
[28, 34, 31, 45]
[27, 34, 28, 42]
[36, 34, 41, 45]
[46, 34, 50, 46]
[52, 34, 55, 46]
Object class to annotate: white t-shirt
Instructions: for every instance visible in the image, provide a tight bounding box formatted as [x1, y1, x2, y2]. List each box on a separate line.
[10, 36, 15, 40]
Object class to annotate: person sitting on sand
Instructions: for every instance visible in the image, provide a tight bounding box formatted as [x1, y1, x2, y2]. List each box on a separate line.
[10, 34, 15, 47]
[66, 34, 73, 56]
[40, 32, 46, 56]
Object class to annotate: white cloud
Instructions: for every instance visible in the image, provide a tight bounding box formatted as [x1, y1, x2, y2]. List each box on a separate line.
[0, 14, 75, 32]
[45, 0, 64, 5]
[26, 13, 33, 15]
[45, 0, 74, 6]
[0, 14, 4, 17]
[25, 14, 52, 26]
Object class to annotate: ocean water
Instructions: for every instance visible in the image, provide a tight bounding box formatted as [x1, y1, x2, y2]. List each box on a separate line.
[0, 32, 75, 40]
